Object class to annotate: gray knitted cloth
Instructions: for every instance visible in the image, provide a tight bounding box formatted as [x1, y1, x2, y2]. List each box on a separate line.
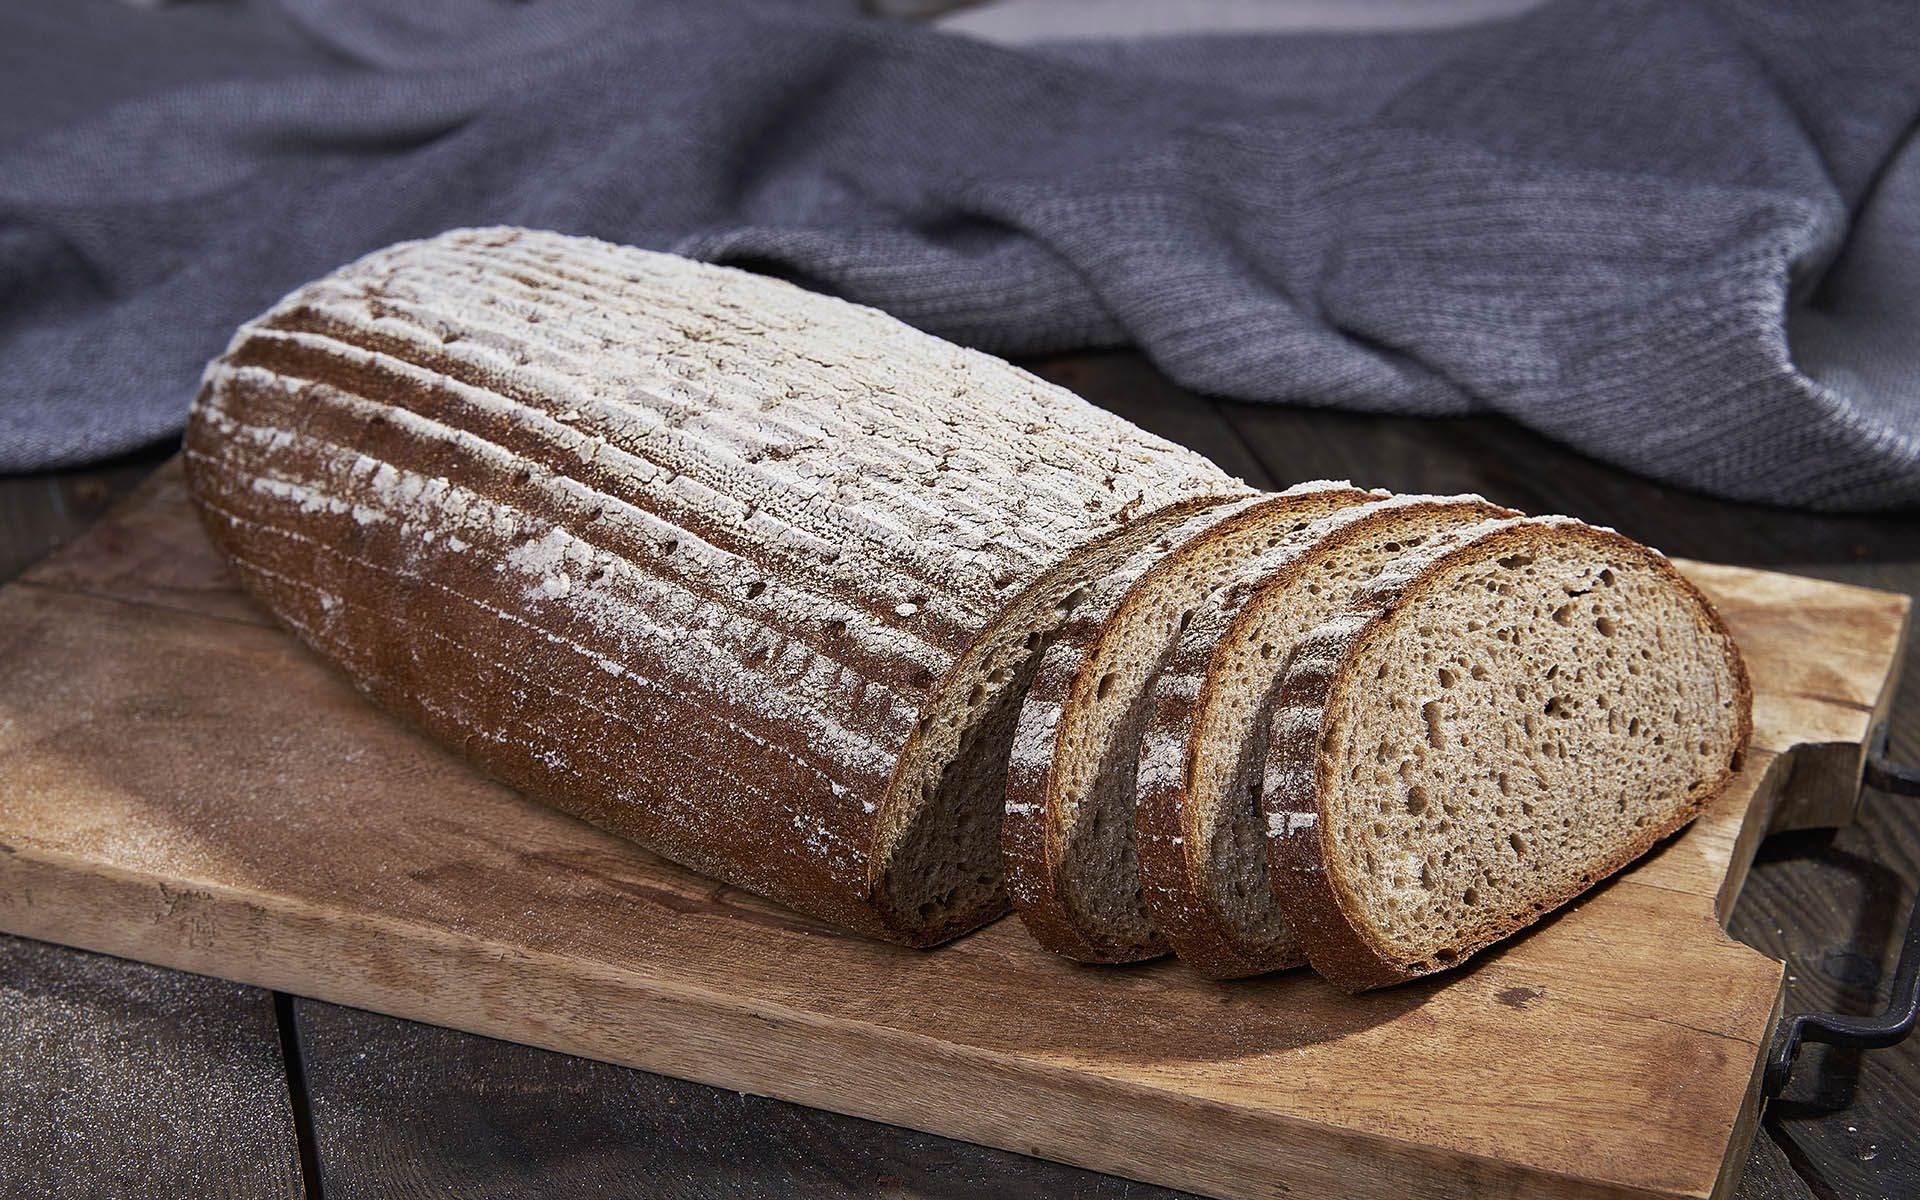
[3, 0, 1916, 509]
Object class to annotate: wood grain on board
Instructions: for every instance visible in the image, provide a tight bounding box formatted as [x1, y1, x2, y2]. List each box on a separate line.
[0, 459, 1908, 1200]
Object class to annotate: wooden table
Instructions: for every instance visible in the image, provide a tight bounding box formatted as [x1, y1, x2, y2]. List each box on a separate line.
[3, 351, 1915, 1199]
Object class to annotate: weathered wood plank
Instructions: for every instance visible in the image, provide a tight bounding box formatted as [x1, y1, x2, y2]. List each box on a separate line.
[0, 443, 175, 585]
[19, 456, 267, 629]
[1732, 1130, 1818, 1200]
[0, 933, 305, 1200]
[290, 997, 1188, 1199]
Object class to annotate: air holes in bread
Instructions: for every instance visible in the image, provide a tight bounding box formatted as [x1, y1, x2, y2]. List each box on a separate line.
[1277, 522, 1749, 989]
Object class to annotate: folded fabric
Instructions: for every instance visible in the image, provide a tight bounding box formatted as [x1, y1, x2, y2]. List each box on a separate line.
[2, 0, 1916, 509]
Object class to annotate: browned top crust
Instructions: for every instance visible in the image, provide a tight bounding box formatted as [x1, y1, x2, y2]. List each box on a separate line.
[184, 227, 1239, 946]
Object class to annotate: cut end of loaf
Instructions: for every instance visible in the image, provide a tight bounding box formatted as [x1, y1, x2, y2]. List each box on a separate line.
[872, 495, 1247, 947]
[1000, 495, 1273, 962]
[1272, 522, 1751, 991]
[1031, 485, 1378, 963]
[1161, 498, 1515, 978]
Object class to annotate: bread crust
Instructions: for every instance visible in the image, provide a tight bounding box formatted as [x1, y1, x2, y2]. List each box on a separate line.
[1264, 520, 1754, 991]
[184, 227, 1240, 947]
[1002, 487, 1369, 962]
[1134, 497, 1515, 979]
[999, 501, 1251, 961]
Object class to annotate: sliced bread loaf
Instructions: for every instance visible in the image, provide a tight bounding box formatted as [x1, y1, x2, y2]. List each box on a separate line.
[1265, 518, 1752, 991]
[1135, 496, 1517, 979]
[184, 227, 1242, 947]
[1003, 482, 1384, 963]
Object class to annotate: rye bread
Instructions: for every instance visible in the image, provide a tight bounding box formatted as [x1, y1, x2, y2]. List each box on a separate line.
[1264, 518, 1752, 991]
[1135, 496, 1518, 979]
[1002, 482, 1383, 963]
[183, 226, 1241, 947]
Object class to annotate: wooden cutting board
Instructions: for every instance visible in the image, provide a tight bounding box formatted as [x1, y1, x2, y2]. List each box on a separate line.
[0, 460, 1908, 1200]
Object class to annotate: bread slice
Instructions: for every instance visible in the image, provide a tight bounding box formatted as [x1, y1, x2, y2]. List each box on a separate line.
[1135, 496, 1517, 978]
[1003, 482, 1384, 962]
[1265, 518, 1752, 991]
[183, 227, 1243, 947]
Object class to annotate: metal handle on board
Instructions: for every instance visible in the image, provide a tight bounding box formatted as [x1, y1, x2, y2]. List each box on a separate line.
[1762, 723, 1920, 1097]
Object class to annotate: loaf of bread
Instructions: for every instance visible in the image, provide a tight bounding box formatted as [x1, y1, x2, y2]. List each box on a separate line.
[185, 226, 1753, 982]
[1134, 496, 1518, 978]
[183, 227, 1242, 947]
[1002, 483, 1383, 962]
[1265, 518, 1752, 990]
